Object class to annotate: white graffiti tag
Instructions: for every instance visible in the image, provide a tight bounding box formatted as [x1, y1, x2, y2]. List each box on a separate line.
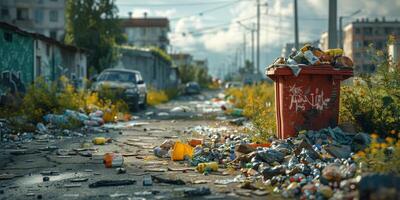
[289, 85, 330, 111]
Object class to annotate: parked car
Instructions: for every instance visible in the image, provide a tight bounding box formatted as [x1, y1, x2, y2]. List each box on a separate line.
[184, 82, 201, 95]
[224, 81, 243, 89]
[92, 69, 147, 111]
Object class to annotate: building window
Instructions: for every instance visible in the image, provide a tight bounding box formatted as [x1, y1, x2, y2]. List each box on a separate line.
[34, 9, 44, 23]
[49, 10, 58, 22]
[385, 27, 393, 34]
[17, 8, 29, 20]
[46, 44, 50, 56]
[50, 30, 57, 39]
[363, 27, 372, 35]
[3, 32, 12, 42]
[1, 8, 9, 18]
[354, 28, 360, 34]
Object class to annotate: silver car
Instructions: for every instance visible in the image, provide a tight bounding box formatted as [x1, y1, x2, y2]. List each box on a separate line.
[92, 69, 147, 111]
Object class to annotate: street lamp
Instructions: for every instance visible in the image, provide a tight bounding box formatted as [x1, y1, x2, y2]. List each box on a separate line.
[237, 21, 256, 73]
[339, 9, 361, 48]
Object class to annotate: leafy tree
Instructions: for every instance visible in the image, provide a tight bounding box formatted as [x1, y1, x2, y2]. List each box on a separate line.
[178, 64, 212, 87]
[65, 0, 126, 75]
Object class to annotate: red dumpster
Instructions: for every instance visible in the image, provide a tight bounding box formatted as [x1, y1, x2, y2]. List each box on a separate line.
[267, 65, 353, 139]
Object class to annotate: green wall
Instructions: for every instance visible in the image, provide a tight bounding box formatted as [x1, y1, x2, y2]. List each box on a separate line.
[0, 28, 34, 84]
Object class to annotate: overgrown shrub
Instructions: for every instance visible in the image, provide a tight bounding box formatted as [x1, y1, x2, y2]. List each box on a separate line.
[147, 89, 169, 106]
[12, 76, 128, 123]
[225, 83, 276, 140]
[354, 131, 400, 174]
[340, 37, 400, 136]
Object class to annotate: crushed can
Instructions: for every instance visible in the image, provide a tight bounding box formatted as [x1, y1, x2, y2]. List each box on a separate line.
[103, 153, 124, 168]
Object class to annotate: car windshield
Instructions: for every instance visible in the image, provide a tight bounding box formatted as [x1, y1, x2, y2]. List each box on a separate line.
[97, 71, 136, 83]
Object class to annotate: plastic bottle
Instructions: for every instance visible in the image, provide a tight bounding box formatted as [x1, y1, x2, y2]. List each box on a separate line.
[196, 162, 218, 173]
[300, 44, 320, 65]
[92, 137, 111, 145]
[103, 153, 124, 168]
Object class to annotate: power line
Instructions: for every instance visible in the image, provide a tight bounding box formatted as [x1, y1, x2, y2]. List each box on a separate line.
[172, 15, 256, 36]
[169, 0, 243, 21]
[117, 0, 246, 7]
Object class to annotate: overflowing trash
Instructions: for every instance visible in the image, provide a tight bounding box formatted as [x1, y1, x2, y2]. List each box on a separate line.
[268, 44, 354, 76]
[151, 125, 380, 199]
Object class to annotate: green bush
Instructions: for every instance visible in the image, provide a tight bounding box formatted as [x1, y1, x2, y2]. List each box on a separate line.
[340, 37, 400, 136]
[225, 83, 276, 140]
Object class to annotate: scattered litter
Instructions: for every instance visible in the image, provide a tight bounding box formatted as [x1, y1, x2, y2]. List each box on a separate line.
[103, 153, 124, 168]
[184, 187, 211, 197]
[89, 180, 136, 188]
[151, 175, 185, 185]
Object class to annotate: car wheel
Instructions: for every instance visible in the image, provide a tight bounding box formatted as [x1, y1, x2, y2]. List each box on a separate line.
[129, 98, 140, 112]
[140, 94, 147, 109]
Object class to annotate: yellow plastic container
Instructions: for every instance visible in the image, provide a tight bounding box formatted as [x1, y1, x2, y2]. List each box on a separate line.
[196, 162, 218, 173]
[93, 137, 107, 145]
[171, 141, 193, 161]
[324, 48, 343, 57]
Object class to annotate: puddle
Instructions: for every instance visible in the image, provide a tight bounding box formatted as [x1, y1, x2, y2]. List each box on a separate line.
[16, 172, 90, 185]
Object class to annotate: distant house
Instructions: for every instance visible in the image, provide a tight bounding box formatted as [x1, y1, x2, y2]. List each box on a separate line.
[343, 18, 400, 73]
[121, 13, 170, 51]
[118, 46, 179, 90]
[0, 22, 87, 92]
[170, 53, 193, 67]
[0, 0, 66, 41]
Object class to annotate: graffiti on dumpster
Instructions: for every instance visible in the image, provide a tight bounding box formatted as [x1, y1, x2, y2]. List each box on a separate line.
[289, 84, 330, 112]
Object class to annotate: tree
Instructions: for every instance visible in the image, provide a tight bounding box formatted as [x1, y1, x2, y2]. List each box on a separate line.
[178, 64, 212, 87]
[65, 0, 126, 75]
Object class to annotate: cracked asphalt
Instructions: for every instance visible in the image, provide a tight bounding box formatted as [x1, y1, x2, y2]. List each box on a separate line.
[0, 90, 280, 200]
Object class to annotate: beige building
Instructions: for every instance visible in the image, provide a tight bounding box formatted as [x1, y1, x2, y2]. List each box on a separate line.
[343, 18, 400, 73]
[320, 32, 329, 51]
[121, 14, 170, 51]
[0, 0, 65, 41]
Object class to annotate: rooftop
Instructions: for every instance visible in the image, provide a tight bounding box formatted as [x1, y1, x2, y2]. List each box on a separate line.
[0, 21, 85, 52]
[121, 18, 169, 28]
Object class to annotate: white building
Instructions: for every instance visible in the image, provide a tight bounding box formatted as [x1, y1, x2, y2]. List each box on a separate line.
[121, 14, 170, 51]
[0, 0, 65, 41]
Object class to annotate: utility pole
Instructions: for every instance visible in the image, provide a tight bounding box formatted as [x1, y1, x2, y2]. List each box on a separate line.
[237, 21, 256, 73]
[251, 24, 255, 73]
[256, 0, 260, 75]
[294, 0, 299, 50]
[328, 0, 337, 48]
[243, 33, 246, 66]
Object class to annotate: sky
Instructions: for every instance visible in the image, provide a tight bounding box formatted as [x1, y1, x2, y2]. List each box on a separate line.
[115, 0, 400, 78]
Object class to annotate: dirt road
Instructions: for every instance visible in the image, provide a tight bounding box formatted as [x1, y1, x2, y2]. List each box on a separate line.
[0, 90, 275, 200]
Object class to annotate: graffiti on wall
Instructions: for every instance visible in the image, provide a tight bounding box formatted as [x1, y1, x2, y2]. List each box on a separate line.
[289, 84, 331, 112]
[0, 29, 34, 84]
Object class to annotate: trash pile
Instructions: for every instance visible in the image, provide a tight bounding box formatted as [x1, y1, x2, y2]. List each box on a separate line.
[153, 126, 375, 198]
[0, 108, 136, 144]
[269, 44, 354, 76]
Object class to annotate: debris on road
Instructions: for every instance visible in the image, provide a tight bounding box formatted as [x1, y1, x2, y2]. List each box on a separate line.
[89, 180, 136, 188]
[103, 152, 124, 168]
[151, 175, 186, 185]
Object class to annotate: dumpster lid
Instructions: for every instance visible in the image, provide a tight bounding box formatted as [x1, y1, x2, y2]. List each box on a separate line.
[266, 65, 353, 77]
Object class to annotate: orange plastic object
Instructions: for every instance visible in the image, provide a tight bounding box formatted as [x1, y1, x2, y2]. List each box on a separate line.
[171, 141, 194, 161]
[103, 153, 124, 168]
[248, 143, 271, 148]
[267, 65, 353, 139]
[188, 139, 203, 147]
